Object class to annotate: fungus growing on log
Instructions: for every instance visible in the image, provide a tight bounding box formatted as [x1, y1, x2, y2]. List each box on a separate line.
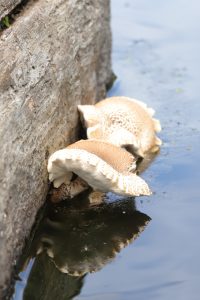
[78, 96, 162, 157]
[48, 140, 151, 197]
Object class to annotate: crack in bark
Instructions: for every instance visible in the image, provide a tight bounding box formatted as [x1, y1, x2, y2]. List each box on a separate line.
[0, 0, 37, 34]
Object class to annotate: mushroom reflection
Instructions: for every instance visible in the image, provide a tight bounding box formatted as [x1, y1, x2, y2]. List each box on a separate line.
[32, 194, 151, 276]
[22, 254, 85, 300]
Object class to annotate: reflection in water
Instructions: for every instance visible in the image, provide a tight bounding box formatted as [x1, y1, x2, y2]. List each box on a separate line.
[34, 197, 151, 275]
[23, 255, 85, 300]
[13, 193, 151, 299]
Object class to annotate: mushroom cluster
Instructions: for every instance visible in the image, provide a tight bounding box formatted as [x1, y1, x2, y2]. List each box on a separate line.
[47, 96, 162, 202]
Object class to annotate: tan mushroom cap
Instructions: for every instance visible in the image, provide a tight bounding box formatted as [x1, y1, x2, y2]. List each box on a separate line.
[48, 139, 151, 197]
[78, 96, 162, 157]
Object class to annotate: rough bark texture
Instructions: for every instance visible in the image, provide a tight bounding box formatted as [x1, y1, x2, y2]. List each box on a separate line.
[0, 0, 21, 19]
[0, 0, 112, 297]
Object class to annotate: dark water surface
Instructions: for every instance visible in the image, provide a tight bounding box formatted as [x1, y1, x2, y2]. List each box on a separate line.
[12, 0, 200, 299]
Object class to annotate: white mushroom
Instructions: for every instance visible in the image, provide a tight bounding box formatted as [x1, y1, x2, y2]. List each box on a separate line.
[48, 139, 151, 197]
[78, 96, 162, 157]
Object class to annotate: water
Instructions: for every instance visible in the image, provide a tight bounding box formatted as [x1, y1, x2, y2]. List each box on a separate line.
[12, 0, 200, 299]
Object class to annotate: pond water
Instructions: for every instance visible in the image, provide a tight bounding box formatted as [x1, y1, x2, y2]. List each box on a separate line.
[12, 0, 200, 299]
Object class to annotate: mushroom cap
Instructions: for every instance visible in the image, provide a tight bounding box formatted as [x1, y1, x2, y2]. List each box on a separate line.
[78, 96, 162, 157]
[48, 139, 151, 197]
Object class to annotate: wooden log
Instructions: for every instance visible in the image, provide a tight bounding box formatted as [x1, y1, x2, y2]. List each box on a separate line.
[0, 0, 111, 296]
[0, 0, 21, 19]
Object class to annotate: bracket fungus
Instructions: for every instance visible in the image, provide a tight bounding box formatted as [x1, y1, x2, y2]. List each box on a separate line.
[48, 139, 151, 198]
[78, 96, 162, 157]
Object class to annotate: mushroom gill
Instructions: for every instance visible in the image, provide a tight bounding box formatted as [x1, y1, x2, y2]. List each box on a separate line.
[48, 139, 151, 197]
[78, 96, 162, 157]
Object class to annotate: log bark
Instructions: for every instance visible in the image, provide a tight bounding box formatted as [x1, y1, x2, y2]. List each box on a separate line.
[0, 0, 21, 19]
[0, 0, 112, 297]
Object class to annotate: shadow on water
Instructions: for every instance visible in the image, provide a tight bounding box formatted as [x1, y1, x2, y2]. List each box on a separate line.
[12, 192, 151, 300]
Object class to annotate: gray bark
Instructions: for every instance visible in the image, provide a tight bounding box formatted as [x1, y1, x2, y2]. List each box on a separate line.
[0, 1, 21, 19]
[0, 0, 112, 297]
